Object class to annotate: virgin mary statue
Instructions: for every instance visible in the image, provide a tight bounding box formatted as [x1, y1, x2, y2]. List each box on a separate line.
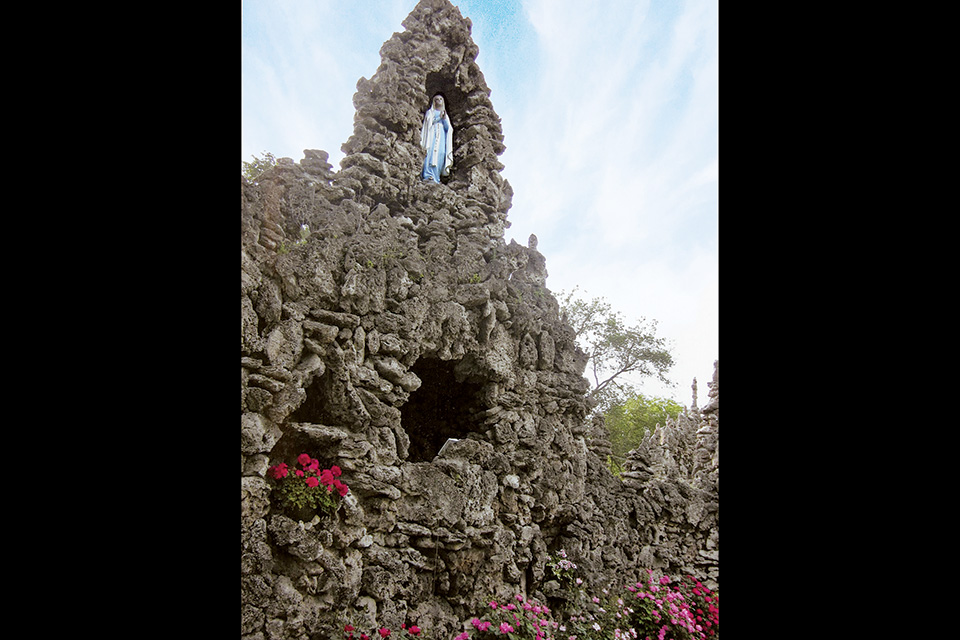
[420, 94, 453, 183]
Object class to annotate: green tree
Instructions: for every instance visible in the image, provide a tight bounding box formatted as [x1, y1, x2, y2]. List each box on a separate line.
[560, 287, 674, 414]
[242, 151, 277, 183]
[605, 393, 684, 474]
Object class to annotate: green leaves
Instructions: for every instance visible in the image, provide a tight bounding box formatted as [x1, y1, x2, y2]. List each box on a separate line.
[560, 287, 675, 414]
[266, 455, 348, 520]
[242, 151, 278, 183]
[605, 392, 685, 470]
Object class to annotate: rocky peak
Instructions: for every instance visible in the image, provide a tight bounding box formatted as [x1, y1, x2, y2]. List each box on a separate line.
[340, 0, 511, 219]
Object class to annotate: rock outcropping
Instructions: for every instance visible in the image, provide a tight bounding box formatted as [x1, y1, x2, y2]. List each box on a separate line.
[241, 1, 718, 638]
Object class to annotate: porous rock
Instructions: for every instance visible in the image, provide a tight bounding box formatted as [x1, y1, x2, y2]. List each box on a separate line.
[241, 1, 719, 637]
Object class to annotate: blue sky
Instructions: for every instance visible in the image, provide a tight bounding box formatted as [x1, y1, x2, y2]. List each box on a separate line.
[242, 0, 718, 408]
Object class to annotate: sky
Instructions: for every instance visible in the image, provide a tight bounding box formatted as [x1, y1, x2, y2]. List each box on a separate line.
[241, 0, 718, 409]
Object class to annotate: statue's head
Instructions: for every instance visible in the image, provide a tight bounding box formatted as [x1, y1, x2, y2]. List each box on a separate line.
[432, 94, 445, 111]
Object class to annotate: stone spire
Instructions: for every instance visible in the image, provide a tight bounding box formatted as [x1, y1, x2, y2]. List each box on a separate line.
[339, 0, 512, 220]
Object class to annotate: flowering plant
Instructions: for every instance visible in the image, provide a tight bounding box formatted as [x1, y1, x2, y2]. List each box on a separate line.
[548, 549, 580, 588]
[457, 552, 719, 640]
[558, 586, 638, 640]
[267, 453, 349, 519]
[621, 572, 715, 640]
[344, 623, 422, 640]
[456, 594, 559, 640]
[674, 576, 718, 638]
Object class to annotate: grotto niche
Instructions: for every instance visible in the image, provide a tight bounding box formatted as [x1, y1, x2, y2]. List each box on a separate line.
[400, 357, 485, 462]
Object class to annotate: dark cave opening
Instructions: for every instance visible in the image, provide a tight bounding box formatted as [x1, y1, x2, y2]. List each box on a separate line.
[401, 357, 484, 462]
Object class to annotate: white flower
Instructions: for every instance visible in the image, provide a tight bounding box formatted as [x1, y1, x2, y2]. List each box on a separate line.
[592, 622, 601, 632]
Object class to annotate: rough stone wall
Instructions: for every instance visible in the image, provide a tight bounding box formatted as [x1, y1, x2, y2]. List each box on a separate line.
[241, 1, 718, 638]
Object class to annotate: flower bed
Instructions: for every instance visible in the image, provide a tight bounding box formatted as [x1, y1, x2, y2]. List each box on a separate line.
[454, 552, 719, 640]
[339, 549, 718, 639]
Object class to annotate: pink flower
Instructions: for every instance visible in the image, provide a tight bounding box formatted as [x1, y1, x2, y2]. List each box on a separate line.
[305, 476, 319, 488]
[408, 627, 420, 636]
[499, 622, 514, 634]
[298, 453, 312, 467]
[454, 634, 469, 640]
[269, 463, 289, 479]
[660, 576, 670, 585]
[379, 629, 390, 638]
[307, 458, 320, 473]
[490, 601, 498, 609]
[295, 469, 304, 477]
[345, 625, 354, 633]
[331, 465, 342, 477]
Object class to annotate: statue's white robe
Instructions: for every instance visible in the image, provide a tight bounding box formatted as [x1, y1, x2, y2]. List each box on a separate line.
[420, 107, 453, 182]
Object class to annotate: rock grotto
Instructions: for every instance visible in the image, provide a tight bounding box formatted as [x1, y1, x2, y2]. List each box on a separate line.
[241, 0, 718, 637]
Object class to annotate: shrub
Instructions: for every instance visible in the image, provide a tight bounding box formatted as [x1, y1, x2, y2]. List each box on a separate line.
[461, 594, 559, 640]
[674, 576, 719, 638]
[621, 572, 714, 640]
[242, 151, 277, 182]
[455, 552, 719, 640]
[344, 623, 422, 640]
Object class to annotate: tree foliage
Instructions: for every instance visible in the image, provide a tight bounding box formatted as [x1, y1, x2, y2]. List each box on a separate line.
[560, 287, 675, 414]
[604, 393, 684, 474]
[242, 151, 278, 183]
